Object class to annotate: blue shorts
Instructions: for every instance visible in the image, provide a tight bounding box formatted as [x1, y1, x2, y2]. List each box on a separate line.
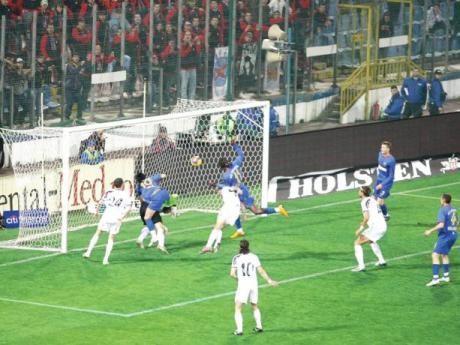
[373, 188, 391, 200]
[433, 232, 458, 255]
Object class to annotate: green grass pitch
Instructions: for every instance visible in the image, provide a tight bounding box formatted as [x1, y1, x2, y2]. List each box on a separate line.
[0, 173, 459, 345]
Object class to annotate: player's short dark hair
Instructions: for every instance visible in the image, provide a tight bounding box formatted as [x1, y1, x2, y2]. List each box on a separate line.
[381, 140, 392, 150]
[239, 240, 250, 254]
[360, 186, 372, 197]
[135, 172, 146, 184]
[442, 194, 452, 204]
[218, 157, 231, 169]
[390, 85, 398, 90]
[113, 178, 124, 188]
[162, 206, 172, 214]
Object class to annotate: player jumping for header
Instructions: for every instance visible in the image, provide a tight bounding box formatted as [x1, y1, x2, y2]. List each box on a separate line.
[424, 193, 458, 287]
[352, 186, 388, 272]
[201, 141, 244, 253]
[374, 140, 396, 221]
[83, 178, 132, 265]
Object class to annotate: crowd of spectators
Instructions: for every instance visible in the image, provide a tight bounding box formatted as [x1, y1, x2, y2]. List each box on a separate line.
[0, 1, 459, 128]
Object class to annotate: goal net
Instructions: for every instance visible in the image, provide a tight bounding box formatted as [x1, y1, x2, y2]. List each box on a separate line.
[0, 100, 270, 253]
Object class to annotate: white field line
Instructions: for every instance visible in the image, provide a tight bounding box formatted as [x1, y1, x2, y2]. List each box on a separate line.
[2, 246, 457, 318]
[0, 296, 127, 317]
[398, 193, 440, 201]
[1, 181, 459, 269]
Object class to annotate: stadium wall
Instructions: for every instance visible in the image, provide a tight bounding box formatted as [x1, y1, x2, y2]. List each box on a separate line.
[268, 112, 460, 201]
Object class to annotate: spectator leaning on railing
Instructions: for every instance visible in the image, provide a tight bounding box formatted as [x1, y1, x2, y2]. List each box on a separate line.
[428, 69, 447, 116]
[401, 67, 427, 119]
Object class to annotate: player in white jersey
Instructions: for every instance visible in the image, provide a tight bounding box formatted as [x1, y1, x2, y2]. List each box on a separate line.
[83, 178, 132, 265]
[230, 240, 278, 336]
[200, 186, 242, 254]
[352, 186, 388, 272]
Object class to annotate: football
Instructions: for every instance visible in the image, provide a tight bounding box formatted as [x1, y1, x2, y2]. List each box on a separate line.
[191, 155, 203, 167]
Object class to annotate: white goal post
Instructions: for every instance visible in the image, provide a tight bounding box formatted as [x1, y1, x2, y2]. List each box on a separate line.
[0, 100, 270, 253]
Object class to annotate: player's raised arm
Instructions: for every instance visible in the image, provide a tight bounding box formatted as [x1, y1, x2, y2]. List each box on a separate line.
[231, 142, 244, 172]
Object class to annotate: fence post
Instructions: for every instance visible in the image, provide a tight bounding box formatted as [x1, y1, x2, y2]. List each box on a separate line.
[0, 16, 5, 126]
[30, 12, 37, 129]
[61, 8, 67, 123]
[118, 2, 126, 118]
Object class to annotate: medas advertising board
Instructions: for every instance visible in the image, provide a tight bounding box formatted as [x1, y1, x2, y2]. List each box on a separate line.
[268, 155, 459, 202]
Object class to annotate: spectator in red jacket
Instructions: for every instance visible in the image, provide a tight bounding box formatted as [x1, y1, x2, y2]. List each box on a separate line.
[180, 30, 200, 100]
[40, 23, 60, 64]
[160, 39, 178, 107]
[71, 17, 92, 57]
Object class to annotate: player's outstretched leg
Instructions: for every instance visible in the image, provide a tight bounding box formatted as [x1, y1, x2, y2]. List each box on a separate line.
[230, 217, 245, 239]
[251, 303, 263, 333]
[234, 303, 244, 336]
[103, 233, 115, 265]
[250, 205, 289, 217]
[83, 229, 102, 258]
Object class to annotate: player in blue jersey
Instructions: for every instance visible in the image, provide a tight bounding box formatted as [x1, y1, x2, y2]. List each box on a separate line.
[135, 172, 162, 248]
[374, 141, 396, 221]
[424, 194, 458, 287]
[137, 174, 171, 254]
[201, 141, 245, 254]
[230, 183, 289, 239]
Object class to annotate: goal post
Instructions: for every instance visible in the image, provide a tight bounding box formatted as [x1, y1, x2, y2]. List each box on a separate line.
[0, 100, 271, 253]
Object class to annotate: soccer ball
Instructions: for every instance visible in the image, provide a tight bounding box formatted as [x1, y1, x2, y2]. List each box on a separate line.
[191, 155, 203, 167]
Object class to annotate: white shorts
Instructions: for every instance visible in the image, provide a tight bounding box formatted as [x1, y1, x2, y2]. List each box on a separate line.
[362, 224, 387, 242]
[98, 220, 121, 235]
[235, 284, 258, 304]
[217, 204, 240, 226]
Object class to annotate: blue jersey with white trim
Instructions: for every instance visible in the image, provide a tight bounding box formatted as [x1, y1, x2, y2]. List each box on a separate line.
[376, 152, 396, 190]
[147, 188, 171, 212]
[218, 144, 244, 189]
[437, 205, 458, 237]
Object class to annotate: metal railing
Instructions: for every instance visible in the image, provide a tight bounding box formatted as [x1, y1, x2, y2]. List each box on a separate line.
[340, 57, 426, 115]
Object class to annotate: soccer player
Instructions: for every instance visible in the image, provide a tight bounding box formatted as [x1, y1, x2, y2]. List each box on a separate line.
[142, 184, 172, 254]
[230, 240, 278, 336]
[201, 141, 244, 253]
[424, 194, 458, 287]
[374, 140, 396, 221]
[135, 173, 174, 249]
[352, 186, 388, 272]
[83, 178, 132, 265]
[230, 182, 288, 239]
